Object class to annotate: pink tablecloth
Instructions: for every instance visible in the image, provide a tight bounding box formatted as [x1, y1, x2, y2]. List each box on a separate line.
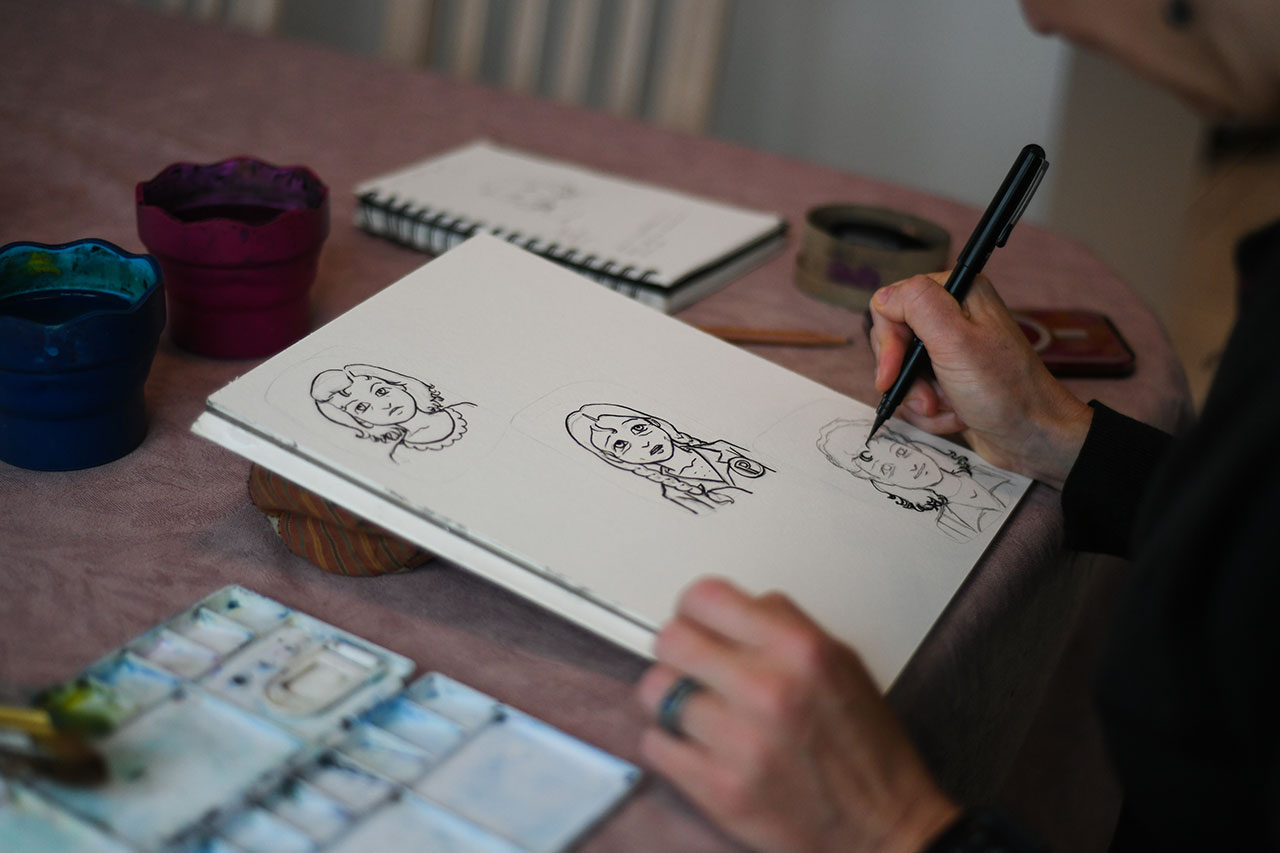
[0, 2, 1190, 850]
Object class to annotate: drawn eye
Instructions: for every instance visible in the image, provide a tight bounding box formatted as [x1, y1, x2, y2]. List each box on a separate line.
[355, 402, 369, 414]
[894, 446, 908, 458]
[630, 423, 647, 435]
[613, 440, 630, 455]
[375, 386, 389, 397]
[881, 463, 895, 478]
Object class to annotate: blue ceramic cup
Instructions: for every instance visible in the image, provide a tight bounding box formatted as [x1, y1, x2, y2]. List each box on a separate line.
[0, 239, 166, 470]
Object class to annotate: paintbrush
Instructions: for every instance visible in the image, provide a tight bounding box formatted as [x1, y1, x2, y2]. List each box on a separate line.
[694, 325, 853, 347]
[0, 728, 108, 786]
[0, 690, 117, 786]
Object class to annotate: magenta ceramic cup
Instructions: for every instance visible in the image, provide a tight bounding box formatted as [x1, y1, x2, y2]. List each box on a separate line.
[136, 157, 329, 359]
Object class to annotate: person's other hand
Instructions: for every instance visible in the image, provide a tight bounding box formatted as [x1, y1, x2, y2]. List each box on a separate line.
[868, 272, 1092, 488]
[636, 577, 960, 853]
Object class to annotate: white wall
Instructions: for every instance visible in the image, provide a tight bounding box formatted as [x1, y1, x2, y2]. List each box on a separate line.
[712, 1, 1073, 224]
[1046, 49, 1202, 318]
[712, 0, 1204, 316]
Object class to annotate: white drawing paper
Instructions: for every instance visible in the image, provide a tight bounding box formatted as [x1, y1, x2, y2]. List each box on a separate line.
[195, 235, 1030, 688]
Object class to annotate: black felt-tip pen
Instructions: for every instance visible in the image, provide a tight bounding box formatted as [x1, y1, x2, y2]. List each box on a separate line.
[866, 143, 1049, 445]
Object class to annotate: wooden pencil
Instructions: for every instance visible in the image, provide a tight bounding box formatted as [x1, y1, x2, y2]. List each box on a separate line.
[694, 325, 852, 347]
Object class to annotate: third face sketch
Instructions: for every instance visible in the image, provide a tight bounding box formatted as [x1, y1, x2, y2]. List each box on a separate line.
[817, 419, 1015, 542]
[566, 403, 772, 514]
[310, 364, 473, 461]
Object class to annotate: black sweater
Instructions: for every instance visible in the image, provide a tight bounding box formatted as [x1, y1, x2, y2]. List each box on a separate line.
[1063, 218, 1280, 849]
[931, 219, 1280, 852]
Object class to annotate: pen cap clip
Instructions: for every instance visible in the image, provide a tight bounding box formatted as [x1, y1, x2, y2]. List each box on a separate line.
[996, 158, 1048, 248]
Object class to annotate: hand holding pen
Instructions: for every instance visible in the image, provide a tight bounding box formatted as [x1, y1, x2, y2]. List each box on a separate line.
[865, 146, 1095, 489]
[866, 145, 1049, 444]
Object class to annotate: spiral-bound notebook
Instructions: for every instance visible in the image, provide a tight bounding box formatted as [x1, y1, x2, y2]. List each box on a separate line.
[354, 140, 787, 312]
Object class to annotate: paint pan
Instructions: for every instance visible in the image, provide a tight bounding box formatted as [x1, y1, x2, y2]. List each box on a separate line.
[216, 804, 314, 852]
[404, 672, 502, 733]
[263, 640, 382, 714]
[130, 628, 221, 680]
[325, 792, 521, 853]
[201, 586, 293, 634]
[363, 696, 466, 759]
[0, 779, 130, 853]
[84, 655, 180, 724]
[39, 657, 176, 736]
[301, 752, 396, 814]
[187, 838, 242, 853]
[337, 721, 435, 785]
[170, 607, 254, 656]
[263, 778, 353, 844]
[203, 624, 403, 739]
[33, 690, 301, 849]
[413, 703, 642, 853]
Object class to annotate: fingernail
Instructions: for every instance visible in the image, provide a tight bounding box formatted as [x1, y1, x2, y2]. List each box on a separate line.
[873, 285, 894, 305]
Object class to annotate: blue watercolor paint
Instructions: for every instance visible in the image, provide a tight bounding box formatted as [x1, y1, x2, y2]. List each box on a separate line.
[264, 779, 353, 844]
[202, 586, 291, 633]
[132, 628, 220, 680]
[405, 673, 501, 733]
[172, 607, 253, 655]
[338, 721, 434, 785]
[184, 837, 243, 853]
[302, 754, 394, 814]
[366, 697, 465, 759]
[67, 654, 180, 730]
[3, 588, 638, 853]
[34, 691, 301, 849]
[90, 655, 179, 706]
[325, 793, 521, 853]
[0, 779, 131, 853]
[217, 805, 315, 852]
[413, 711, 640, 853]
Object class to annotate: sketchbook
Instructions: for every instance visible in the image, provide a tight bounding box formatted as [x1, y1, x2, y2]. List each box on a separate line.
[354, 140, 787, 312]
[193, 235, 1030, 690]
[0, 586, 638, 852]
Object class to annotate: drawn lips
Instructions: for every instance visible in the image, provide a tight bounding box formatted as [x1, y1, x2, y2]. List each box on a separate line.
[650, 444, 665, 457]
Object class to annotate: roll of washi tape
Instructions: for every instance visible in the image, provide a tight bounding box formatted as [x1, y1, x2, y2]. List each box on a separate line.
[796, 205, 951, 312]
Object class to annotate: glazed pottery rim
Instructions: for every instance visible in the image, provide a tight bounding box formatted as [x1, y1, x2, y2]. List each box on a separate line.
[0, 238, 163, 331]
[135, 156, 329, 226]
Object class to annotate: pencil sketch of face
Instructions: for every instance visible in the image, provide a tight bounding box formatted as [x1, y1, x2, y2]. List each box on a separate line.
[817, 418, 1012, 543]
[340, 375, 416, 427]
[566, 403, 771, 515]
[848, 434, 943, 491]
[310, 364, 473, 461]
[588, 415, 676, 465]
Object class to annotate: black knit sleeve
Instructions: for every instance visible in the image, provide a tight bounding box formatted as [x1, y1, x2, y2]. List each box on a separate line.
[922, 806, 1047, 852]
[1059, 401, 1174, 557]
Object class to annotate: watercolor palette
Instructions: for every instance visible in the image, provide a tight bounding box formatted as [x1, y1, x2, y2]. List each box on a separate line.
[0, 586, 640, 851]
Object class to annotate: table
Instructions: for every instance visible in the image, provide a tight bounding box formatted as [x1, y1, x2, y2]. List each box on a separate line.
[0, 2, 1192, 849]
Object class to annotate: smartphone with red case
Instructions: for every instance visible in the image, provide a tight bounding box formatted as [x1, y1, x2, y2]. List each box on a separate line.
[1011, 309, 1136, 377]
